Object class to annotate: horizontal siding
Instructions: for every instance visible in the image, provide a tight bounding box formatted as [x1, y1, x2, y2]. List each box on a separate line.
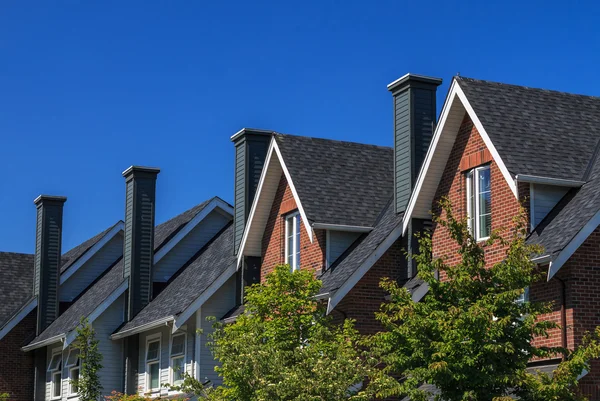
[395, 89, 411, 213]
[93, 293, 125, 395]
[532, 184, 568, 227]
[153, 211, 230, 282]
[60, 234, 124, 302]
[327, 231, 361, 267]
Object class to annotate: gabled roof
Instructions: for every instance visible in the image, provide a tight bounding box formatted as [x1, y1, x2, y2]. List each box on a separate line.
[274, 134, 393, 227]
[457, 77, 600, 181]
[61, 224, 118, 273]
[24, 198, 227, 350]
[0, 252, 34, 327]
[112, 223, 235, 338]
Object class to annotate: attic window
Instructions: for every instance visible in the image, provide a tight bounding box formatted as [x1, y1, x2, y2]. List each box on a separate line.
[466, 165, 491, 240]
[285, 211, 301, 271]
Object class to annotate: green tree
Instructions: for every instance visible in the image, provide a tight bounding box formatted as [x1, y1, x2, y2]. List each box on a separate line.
[74, 317, 103, 401]
[367, 199, 600, 401]
[207, 265, 374, 401]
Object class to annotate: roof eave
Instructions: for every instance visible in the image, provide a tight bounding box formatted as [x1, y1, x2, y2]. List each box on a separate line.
[111, 316, 176, 340]
[516, 174, 585, 187]
[22, 334, 65, 352]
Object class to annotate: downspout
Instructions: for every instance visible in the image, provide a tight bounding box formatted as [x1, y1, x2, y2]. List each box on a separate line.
[554, 276, 568, 360]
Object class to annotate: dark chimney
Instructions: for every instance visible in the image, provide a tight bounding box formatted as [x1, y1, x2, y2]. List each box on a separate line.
[231, 128, 272, 255]
[388, 74, 442, 214]
[33, 195, 67, 335]
[122, 166, 160, 320]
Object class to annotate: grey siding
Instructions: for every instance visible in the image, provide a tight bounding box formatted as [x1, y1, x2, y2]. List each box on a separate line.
[94, 293, 126, 395]
[60, 234, 124, 302]
[412, 88, 436, 180]
[199, 276, 236, 386]
[234, 142, 246, 254]
[327, 231, 361, 267]
[153, 212, 230, 282]
[394, 89, 412, 213]
[532, 184, 569, 228]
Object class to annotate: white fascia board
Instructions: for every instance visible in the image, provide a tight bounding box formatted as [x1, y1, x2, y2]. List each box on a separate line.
[172, 264, 237, 333]
[312, 223, 373, 233]
[60, 221, 125, 285]
[327, 223, 403, 314]
[0, 298, 37, 341]
[547, 208, 600, 280]
[154, 198, 234, 264]
[110, 316, 175, 340]
[64, 280, 129, 347]
[402, 80, 459, 235]
[236, 138, 277, 268]
[516, 174, 585, 188]
[22, 334, 65, 352]
[272, 140, 313, 243]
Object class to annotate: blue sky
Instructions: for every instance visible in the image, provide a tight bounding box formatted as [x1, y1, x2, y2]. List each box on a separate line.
[1, 0, 599, 253]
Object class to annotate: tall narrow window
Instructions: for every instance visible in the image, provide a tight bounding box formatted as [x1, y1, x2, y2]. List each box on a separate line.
[466, 165, 491, 240]
[48, 351, 62, 399]
[65, 348, 80, 395]
[146, 337, 161, 391]
[285, 212, 301, 271]
[170, 333, 186, 385]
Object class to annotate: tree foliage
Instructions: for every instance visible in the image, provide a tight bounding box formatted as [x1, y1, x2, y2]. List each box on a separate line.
[75, 317, 104, 401]
[207, 265, 374, 401]
[367, 198, 600, 401]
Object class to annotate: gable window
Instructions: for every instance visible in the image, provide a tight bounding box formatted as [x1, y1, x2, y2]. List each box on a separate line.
[65, 348, 80, 396]
[48, 351, 62, 399]
[285, 211, 301, 271]
[146, 336, 161, 391]
[466, 165, 491, 240]
[170, 332, 186, 385]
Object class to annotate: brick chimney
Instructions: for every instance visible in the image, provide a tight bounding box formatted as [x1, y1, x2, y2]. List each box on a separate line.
[33, 195, 67, 335]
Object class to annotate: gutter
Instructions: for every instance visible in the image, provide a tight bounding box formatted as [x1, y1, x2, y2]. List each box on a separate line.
[531, 254, 552, 265]
[110, 316, 175, 340]
[22, 334, 66, 352]
[515, 174, 585, 188]
[311, 223, 373, 233]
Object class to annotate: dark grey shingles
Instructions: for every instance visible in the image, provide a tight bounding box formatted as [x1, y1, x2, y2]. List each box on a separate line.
[319, 201, 402, 294]
[275, 134, 393, 227]
[0, 252, 34, 327]
[457, 76, 600, 181]
[61, 222, 122, 273]
[116, 224, 235, 333]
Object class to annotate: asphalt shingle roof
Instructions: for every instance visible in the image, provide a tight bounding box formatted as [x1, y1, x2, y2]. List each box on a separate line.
[457, 76, 600, 181]
[27, 199, 218, 347]
[0, 252, 34, 327]
[275, 134, 393, 227]
[116, 223, 235, 334]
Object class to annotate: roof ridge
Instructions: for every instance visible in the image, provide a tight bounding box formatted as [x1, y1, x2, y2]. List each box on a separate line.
[456, 76, 600, 100]
[275, 132, 392, 151]
[0, 251, 33, 256]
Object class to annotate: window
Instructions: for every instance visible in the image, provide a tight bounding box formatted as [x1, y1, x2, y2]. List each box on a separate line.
[48, 351, 62, 399]
[466, 165, 491, 240]
[146, 337, 161, 391]
[285, 212, 301, 271]
[170, 333, 186, 385]
[516, 287, 530, 305]
[66, 348, 80, 396]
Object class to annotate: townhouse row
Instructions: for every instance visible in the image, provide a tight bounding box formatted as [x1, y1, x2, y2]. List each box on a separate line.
[1, 73, 600, 400]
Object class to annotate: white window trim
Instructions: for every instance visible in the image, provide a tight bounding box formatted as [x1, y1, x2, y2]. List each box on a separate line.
[285, 211, 301, 271]
[48, 349, 63, 400]
[145, 333, 162, 393]
[169, 330, 187, 387]
[65, 348, 80, 397]
[467, 165, 491, 241]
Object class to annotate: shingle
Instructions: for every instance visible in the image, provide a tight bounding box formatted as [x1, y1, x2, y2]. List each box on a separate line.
[275, 134, 393, 227]
[457, 76, 600, 181]
[26, 199, 221, 347]
[115, 224, 235, 334]
[0, 252, 34, 327]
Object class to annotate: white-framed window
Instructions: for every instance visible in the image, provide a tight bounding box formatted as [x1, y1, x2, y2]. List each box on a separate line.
[170, 332, 186, 385]
[285, 211, 301, 271]
[145, 334, 161, 392]
[48, 351, 63, 399]
[466, 165, 491, 240]
[516, 287, 530, 305]
[65, 348, 80, 396]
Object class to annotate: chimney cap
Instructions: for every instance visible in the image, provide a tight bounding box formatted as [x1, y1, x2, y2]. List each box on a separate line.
[230, 128, 274, 143]
[387, 73, 443, 94]
[122, 165, 161, 178]
[34, 195, 67, 205]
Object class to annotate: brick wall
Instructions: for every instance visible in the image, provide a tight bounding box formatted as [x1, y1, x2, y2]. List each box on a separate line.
[261, 174, 326, 280]
[0, 310, 36, 401]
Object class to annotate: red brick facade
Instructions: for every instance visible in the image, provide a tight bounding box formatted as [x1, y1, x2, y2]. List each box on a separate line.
[431, 113, 600, 399]
[0, 310, 36, 401]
